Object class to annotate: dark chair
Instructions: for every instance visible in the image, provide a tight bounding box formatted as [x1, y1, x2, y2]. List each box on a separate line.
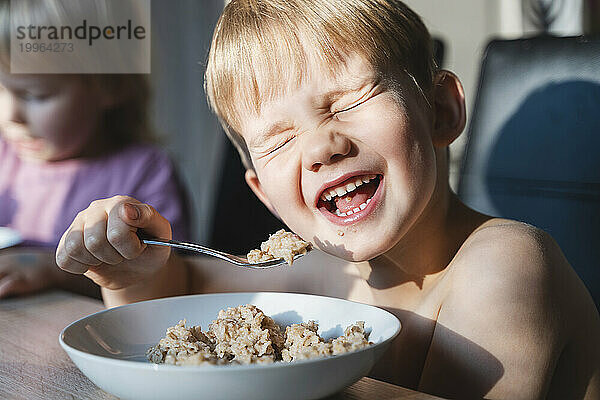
[458, 35, 600, 307]
[209, 139, 287, 255]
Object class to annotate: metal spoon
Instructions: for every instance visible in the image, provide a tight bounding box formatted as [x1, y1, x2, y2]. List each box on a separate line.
[139, 235, 308, 269]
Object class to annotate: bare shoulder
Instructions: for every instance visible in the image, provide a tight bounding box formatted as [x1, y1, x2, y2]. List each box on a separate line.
[446, 218, 595, 334]
[459, 218, 558, 262]
[443, 218, 570, 333]
[419, 218, 600, 399]
[450, 218, 572, 302]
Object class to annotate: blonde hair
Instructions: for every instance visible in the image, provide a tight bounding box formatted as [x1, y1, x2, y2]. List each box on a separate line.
[205, 0, 437, 169]
[0, 0, 154, 151]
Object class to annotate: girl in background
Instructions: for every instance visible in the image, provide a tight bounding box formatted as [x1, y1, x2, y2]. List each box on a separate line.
[0, 0, 191, 298]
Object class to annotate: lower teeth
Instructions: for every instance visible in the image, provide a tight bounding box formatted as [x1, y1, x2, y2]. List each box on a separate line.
[335, 198, 371, 217]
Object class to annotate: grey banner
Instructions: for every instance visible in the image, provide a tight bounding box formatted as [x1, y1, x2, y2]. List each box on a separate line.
[10, 0, 151, 73]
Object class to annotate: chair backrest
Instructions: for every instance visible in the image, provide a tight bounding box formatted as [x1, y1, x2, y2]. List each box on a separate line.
[458, 35, 600, 307]
[208, 138, 287, 255]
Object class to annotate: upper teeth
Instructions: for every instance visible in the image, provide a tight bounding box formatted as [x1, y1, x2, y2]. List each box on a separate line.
[321, 174, 377, 202]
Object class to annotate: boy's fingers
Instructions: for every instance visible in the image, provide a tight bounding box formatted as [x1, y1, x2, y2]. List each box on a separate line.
[57, 205, 109, 270]
[56, 253, 90, 275]
[56, 229, 90, 274]
[107, 202, 171, 259]
[56, 235, 92, 274]
[83, 219, 125, 265]
[61, 228, 103, 267]
[117, 202, 171, 238]
[106, 203, 146, 259]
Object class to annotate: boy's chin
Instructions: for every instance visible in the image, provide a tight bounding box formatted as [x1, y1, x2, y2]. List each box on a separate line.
[312, 237, 385, 262]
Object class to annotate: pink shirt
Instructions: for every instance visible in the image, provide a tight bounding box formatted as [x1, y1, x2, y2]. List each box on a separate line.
[0, 139, 190, 248]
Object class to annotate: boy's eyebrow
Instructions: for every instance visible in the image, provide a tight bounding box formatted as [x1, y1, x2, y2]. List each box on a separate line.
[249, 121, 293, 148]
[312, 78, 375, 107]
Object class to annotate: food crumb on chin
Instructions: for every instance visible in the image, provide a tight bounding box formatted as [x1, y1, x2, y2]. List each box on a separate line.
[337, 230, 344, 236]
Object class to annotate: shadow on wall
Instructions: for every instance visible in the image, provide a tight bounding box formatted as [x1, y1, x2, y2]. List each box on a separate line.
[485, 80, 600, 305]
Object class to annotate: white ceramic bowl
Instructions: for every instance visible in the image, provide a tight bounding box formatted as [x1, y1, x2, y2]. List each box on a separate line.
[60, 292, 401, 400]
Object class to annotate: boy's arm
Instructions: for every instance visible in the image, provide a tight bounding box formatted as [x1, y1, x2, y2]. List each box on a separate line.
[418, 223, 599, 400]
[186, 249, 350, 296]
[101, 251, 324, 307]
[54, 196, 345, 307]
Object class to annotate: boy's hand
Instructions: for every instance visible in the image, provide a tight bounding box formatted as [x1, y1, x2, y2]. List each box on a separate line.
[56, 196, 172, 290]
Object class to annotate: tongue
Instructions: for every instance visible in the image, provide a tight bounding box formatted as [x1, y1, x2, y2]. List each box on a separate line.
[334, 181, 378, 213]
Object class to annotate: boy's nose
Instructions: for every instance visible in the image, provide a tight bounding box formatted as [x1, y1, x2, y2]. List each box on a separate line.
[301, 129, 352, 172]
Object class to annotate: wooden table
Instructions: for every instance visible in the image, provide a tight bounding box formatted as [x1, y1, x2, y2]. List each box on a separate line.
[0, 291, 442, 400]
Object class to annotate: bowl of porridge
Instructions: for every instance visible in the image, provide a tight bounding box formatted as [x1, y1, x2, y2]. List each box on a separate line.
[60, 292, 401, 400]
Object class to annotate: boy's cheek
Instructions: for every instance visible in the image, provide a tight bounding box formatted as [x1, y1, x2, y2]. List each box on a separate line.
[266, 197, 314, 239]
[267, 196, 301, 224]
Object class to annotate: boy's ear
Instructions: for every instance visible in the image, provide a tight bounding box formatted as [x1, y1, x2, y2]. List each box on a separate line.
[431, 70, 466, 147]
[244, 169, 280, 219]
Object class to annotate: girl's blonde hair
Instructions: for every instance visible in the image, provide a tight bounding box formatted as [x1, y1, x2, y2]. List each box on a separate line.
[0, 0, 154, 151]
[205, 0, 437, 169]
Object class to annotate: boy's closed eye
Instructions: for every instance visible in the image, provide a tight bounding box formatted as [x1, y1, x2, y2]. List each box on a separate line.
[331, 97, 368, 117]
[253, 81, 383, 157]
[330, 83, 382, 120]
[266, 131, 296, 155]
[263, 91, 381, 156]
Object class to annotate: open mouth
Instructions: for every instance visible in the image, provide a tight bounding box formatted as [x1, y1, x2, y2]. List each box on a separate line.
[316, 174, 382, 218]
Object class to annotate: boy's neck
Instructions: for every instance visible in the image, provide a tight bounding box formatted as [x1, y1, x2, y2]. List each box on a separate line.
[358, 179, 490, 293]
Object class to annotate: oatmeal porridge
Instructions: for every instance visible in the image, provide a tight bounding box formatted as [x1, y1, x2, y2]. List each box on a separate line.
[146, 305, 372, 366]
[246, 229, 311, 265]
